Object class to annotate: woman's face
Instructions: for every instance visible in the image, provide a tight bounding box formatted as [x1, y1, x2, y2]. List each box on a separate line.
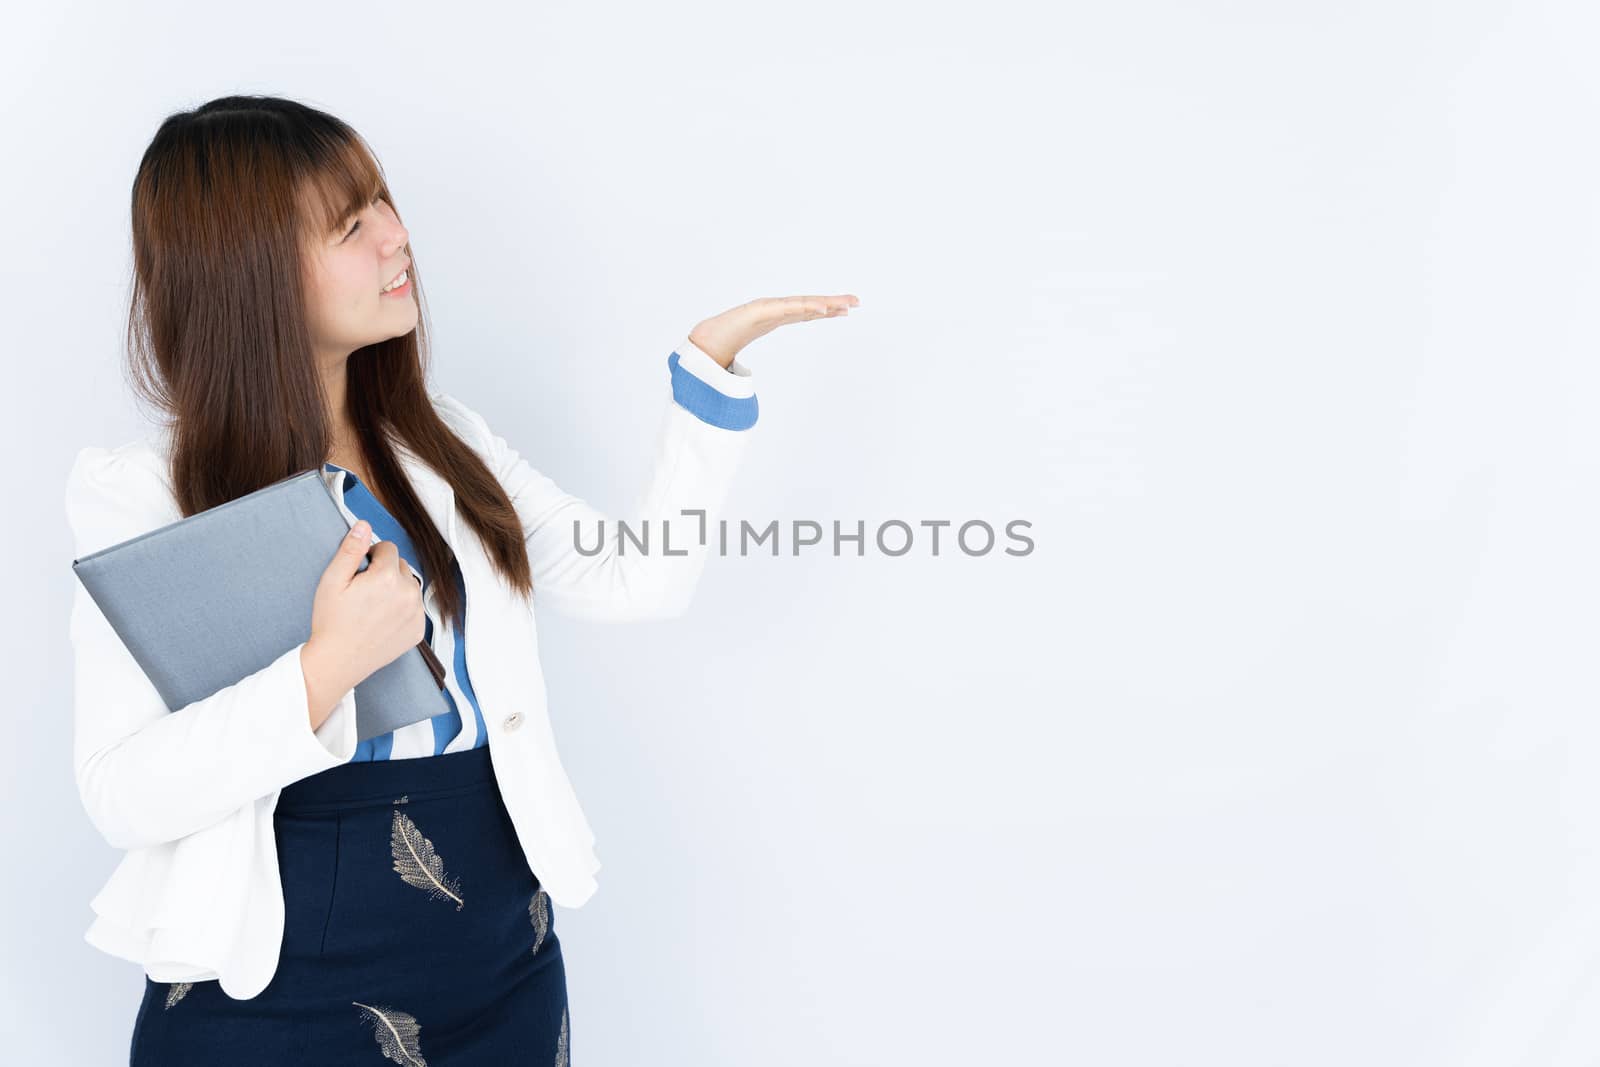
[302, 192, 417, 366]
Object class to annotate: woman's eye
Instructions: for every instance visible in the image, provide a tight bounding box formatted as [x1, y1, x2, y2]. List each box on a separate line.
[342, 197, 382, 241]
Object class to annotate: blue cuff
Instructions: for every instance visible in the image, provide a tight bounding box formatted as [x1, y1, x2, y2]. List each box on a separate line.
[667, 343, 759, 431]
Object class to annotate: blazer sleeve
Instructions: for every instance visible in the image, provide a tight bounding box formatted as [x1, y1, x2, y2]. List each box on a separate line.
[65, 446, 361, 851]
[435, 336, 758, 622]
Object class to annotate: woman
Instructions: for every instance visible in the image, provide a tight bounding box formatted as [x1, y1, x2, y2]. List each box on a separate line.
[64, 93, 857, 1065]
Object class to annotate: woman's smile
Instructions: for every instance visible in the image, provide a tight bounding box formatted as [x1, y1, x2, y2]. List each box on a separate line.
[381, 267, 410, 297]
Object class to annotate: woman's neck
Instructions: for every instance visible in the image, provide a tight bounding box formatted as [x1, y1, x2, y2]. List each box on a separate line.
[320, 353, 356, 465]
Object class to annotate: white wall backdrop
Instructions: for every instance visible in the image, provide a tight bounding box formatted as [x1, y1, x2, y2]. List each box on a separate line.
[5, 0, 1599, 1063]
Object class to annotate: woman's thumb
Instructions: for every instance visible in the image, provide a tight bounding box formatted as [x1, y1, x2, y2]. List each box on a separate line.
[335, 520, 374, 575]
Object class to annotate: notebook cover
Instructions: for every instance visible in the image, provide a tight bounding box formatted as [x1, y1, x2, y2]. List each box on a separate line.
[71, 468, 453, 744]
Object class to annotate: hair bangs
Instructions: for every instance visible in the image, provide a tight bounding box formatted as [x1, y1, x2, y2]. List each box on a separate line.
[302, 139, 388, 239]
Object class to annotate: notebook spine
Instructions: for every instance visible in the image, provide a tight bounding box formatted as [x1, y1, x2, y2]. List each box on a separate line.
[415, 641, 446, 689]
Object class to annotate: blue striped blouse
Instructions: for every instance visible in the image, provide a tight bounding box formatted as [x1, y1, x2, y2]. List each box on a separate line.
[325, 459, 490, 762]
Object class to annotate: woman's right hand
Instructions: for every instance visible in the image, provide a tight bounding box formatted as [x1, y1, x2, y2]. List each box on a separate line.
[301, 520, 427, 727]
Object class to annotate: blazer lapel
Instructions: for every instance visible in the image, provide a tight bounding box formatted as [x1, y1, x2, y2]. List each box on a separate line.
[389, 435, 459, 552]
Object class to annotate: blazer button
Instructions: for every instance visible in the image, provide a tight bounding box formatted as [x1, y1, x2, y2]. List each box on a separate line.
[502, 712, 523, 732]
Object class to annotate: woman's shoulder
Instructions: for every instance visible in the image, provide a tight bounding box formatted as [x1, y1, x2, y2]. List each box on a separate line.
[428, 389, 495, 453]
[64, 436, 178, 555]
[68, 434, 171, 497]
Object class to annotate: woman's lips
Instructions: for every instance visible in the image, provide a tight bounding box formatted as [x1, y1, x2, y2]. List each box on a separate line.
[381, 269, 410, 297]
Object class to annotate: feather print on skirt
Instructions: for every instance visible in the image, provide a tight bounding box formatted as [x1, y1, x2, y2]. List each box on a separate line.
[529, 887, 551, 955]
[164, 981, 192, 1008]
[390, 808, 464, 910]
[352, 1001, 429, 1066]
[555, 1003, 569, 1067]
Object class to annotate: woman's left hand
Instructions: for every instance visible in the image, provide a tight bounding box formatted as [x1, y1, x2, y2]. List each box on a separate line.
[688, 294, 860, 369]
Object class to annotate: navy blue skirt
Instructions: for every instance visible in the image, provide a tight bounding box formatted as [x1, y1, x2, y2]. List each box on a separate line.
[128, 744, 571, 1065]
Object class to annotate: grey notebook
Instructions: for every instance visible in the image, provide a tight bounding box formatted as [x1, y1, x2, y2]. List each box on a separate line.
[71, 467, 452, 743]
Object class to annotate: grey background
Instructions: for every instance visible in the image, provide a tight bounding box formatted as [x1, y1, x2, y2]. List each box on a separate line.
[5, 0, 1597, 1063]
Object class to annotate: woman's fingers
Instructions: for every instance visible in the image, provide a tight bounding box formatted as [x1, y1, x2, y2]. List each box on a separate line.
[765, 294, 859, 322]
[690, 293, 860, 366]
[369, 538, 415, 585]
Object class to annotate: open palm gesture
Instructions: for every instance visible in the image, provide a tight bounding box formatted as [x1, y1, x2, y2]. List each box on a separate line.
[689, 294, 860, 369]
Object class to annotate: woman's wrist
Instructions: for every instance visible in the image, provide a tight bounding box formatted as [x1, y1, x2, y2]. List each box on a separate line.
[300, 636, 351, 730]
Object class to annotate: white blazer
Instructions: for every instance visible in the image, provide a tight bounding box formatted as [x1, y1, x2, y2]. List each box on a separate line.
[64, 338, 755, 999]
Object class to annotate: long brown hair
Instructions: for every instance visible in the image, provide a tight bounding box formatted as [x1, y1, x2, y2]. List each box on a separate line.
[124, 94, 532, 630]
